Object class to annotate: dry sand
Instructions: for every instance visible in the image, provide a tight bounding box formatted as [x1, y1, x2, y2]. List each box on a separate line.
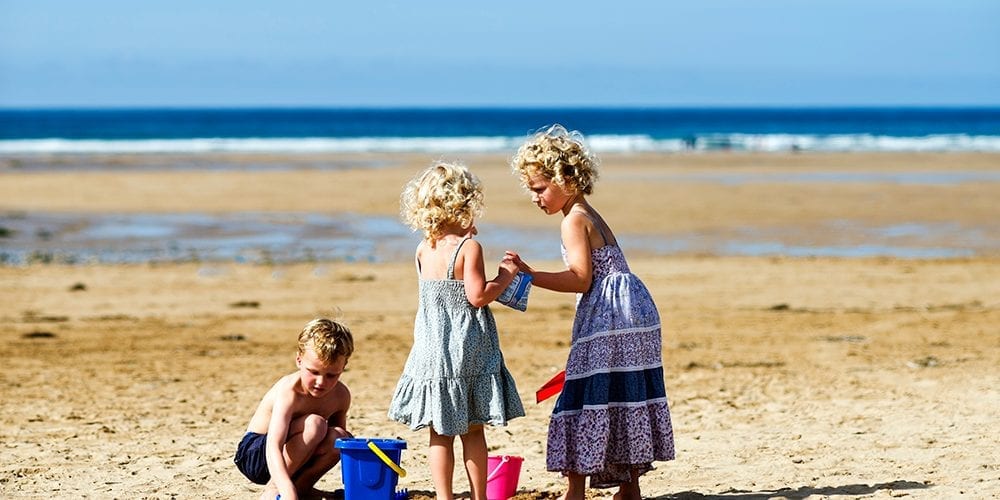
[1, 152, 998, 499]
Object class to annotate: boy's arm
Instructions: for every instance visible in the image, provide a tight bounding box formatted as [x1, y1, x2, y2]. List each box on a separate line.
[266, 388, 298, 499]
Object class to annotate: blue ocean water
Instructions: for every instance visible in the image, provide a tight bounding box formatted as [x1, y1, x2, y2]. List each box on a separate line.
[2, 107, 998, 264]
[2, 107, 999, 153]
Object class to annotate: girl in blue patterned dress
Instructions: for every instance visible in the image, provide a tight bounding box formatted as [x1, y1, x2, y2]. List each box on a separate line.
[507, 125, 675, 500]
[388, 161, 525, 500]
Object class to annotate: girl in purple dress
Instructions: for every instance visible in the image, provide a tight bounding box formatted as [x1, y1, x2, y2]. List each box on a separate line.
[507, 125, 674, 500]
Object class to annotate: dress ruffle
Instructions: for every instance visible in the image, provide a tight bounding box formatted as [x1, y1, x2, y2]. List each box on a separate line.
[388, 365, 524, 435]
[548, 403, 675, 487]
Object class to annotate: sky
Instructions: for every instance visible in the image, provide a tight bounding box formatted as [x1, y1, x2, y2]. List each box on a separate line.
[1, 0, 998, 108]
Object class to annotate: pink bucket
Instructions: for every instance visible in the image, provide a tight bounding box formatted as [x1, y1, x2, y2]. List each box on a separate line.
[485, 455, 523, 500]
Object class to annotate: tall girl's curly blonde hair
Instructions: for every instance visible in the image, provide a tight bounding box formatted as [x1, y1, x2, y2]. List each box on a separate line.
[510, 124, 600, 195]
[400, 161, 484, 243]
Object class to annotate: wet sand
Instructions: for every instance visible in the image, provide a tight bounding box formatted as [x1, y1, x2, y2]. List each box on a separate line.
[1, 152, 999, 498]
[3, 153, 1000, 238]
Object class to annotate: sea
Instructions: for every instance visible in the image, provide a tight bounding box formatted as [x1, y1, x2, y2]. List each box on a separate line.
[2, 107, 999, 154]
[1, 107, 999, 264]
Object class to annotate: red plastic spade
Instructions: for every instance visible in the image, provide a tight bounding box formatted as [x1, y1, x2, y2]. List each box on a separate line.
[536, 370, 566, 403]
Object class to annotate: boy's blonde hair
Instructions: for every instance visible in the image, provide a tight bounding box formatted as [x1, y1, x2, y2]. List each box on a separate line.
[510, 124, 599, 195]
[298, 318, 354, 364]
[400, 161, 484, 243]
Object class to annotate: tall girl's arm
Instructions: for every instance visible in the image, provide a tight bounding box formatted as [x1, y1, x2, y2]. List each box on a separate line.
[513, 213, 593, 293]
[462, 239, 516, 307]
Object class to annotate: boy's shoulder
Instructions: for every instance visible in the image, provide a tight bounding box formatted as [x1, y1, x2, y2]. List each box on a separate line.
[277, 372, 350, 406]
[264, 372, 302, 399]
[326, 380, 352, 405]
[336, 380, 351, 397]
[273, 371, 300, 388]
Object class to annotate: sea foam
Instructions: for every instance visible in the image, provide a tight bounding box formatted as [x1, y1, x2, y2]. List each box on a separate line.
[1, 134, 999, 154]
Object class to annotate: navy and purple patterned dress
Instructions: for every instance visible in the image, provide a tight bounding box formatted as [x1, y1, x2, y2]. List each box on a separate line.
[547, 243, 675, 487]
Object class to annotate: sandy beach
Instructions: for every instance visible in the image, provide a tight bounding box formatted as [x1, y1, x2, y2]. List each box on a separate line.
[1, 152, 999, 499]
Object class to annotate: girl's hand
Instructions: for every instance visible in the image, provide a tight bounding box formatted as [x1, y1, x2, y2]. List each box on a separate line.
[504, 251, 532, 275]
[499, 255, 518, 276]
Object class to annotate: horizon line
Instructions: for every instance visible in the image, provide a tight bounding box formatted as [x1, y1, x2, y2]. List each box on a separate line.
[3, 104, 1000, 112]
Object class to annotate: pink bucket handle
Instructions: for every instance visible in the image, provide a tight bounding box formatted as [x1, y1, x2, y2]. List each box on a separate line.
[486, 455, 510, 482]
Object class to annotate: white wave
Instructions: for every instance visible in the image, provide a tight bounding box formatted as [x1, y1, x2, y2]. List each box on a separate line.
[0, 137, 521, 155]
[690, 134, 1000, 152]
[1, 134, 999, 154]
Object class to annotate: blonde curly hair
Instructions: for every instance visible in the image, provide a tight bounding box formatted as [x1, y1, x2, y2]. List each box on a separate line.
[298, 318, 354, 364]
[400, 161, 484, 243]
[510, 124, 599, 195]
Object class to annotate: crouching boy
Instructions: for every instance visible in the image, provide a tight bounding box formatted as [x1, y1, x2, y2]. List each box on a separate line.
[235, 318, 354, 500]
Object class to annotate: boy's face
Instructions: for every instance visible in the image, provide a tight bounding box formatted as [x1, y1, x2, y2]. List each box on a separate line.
[526, 174, 574, 215]
[295, 348, 347, 398]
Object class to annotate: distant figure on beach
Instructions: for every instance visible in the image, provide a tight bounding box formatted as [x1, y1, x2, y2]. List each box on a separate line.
[507, 125, 675, 500]
[388, 161, 526, 500]
[235, 318, 354, 500]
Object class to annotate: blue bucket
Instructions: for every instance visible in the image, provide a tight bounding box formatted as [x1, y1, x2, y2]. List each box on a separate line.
[335, 438, 407, 500]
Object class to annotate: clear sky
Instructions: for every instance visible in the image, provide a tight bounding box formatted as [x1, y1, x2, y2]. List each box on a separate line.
[1, 0, 997, 108]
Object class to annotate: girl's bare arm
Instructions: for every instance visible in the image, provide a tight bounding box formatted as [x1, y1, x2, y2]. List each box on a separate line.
[508, 213, 593, 293]
[461, 239, 516, 307]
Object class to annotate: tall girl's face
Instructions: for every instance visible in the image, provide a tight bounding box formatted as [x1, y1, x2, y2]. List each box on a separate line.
[525, 174, 574, 215]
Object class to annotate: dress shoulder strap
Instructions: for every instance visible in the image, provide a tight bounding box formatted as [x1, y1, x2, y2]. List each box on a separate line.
[570, 207, 609, 246]
[446, 237, 471, 280]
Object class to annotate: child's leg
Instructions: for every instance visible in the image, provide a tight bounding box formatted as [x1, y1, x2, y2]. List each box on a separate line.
[458, 424, 487, 500]
[613, 468, 642, 500]
[561, 472, 587, 500]
[291, 423, 350, 494]
[429, 428, 456, 500]
[278, 414, 339, 493]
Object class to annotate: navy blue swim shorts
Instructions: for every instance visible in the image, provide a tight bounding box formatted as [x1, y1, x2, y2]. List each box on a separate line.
[235, 431, 270, 485]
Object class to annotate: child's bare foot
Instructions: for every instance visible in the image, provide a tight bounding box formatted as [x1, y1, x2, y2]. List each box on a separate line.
[613, 480, 642, 500]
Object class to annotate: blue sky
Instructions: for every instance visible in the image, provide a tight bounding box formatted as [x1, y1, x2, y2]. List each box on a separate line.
[1, 0, 997, 107]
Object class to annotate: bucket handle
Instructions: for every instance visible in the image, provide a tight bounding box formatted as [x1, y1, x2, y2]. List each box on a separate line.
[486, 455, 510, 482]
[367, 440, 407, 478]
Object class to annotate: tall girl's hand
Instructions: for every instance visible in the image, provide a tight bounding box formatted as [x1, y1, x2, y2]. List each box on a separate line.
[504, 251, 533, 275]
